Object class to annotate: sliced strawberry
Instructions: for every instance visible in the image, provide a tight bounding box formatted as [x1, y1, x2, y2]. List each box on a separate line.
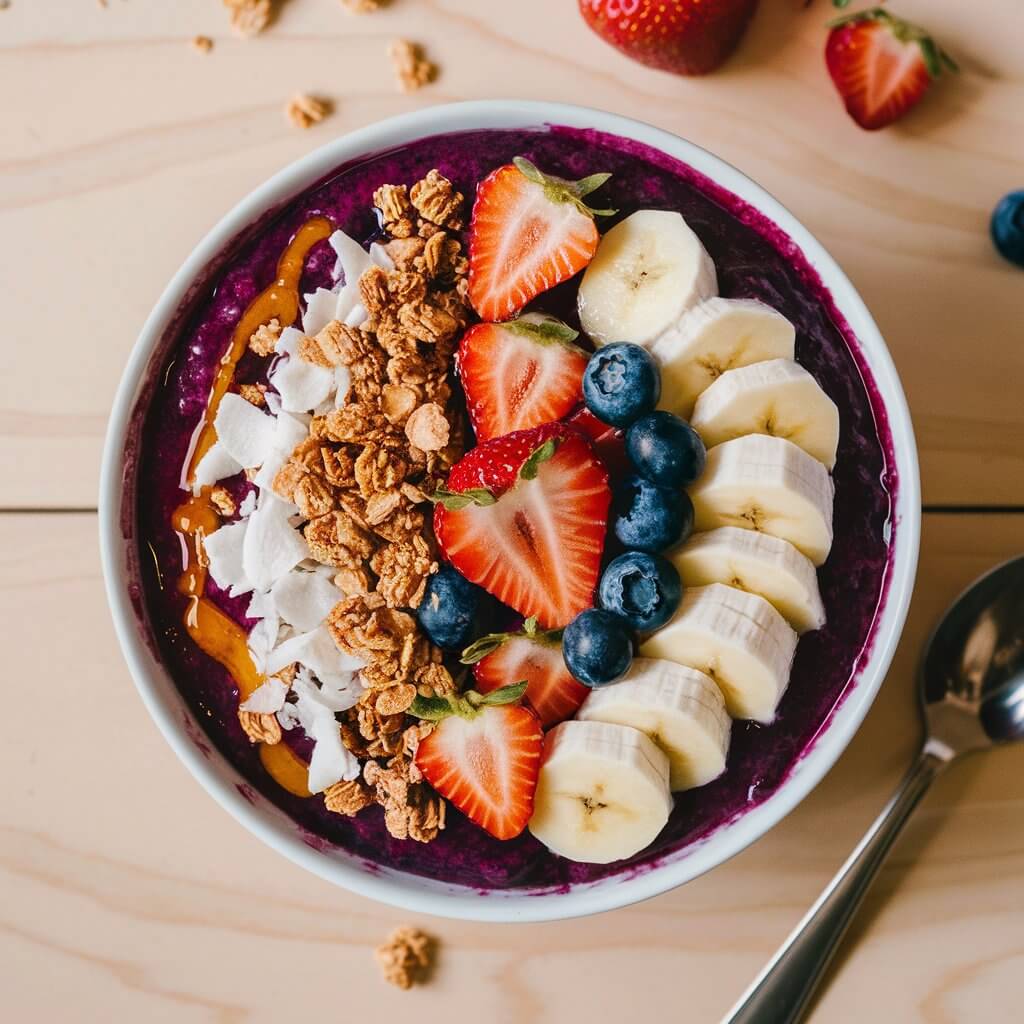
[565, 407, 629, 479]
[412, 684, 543, 841]
[458, 314, 588, 442]
[825, 7, 957, 131]
[468, 157, 613, 322]
[433, 422, 611, 629]
[463, 618, 589, 728]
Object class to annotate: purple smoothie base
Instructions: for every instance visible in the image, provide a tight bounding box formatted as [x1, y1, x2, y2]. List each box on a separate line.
[132, 125, 897, 892]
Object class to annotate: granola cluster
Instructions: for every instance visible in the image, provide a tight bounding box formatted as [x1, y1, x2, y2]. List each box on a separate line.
[375, 925, 434, 990]
[262, 170, 470, 841]
[223, 0, 273, 37]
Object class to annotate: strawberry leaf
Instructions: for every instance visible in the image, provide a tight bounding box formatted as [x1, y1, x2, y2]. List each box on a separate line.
[504, 315, 581, 349]
[409, 694, 454, 721]
[511, 156, 616, 219]
[476, 681, 529, 706]
[459, 617, 563, 665]
[519, 439, 558, 482]
[431, 486, 497, 510]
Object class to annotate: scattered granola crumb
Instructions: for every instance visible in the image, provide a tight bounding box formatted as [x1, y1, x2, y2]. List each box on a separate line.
[191, 35, 214, 54]
[375, 926, 435, 990]
[210, 485, 237, 517]
[405, 403, 450, 452]
[287, 93, 332, 130]
[389, 39, 437, 93]
[341, 0, 384, 12]
[224, 0, 272, 37]
[238, 383, 267, 407]
[238, 710, 282, 745]
[248, 318, 281, 357]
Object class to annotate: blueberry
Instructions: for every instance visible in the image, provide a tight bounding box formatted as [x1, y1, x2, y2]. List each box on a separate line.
[562, 608, 634, 687]
[417, 566, 490, 651]
[626, 411, 706, 488]
[598, 552, 682, 632]
[991, 190, 1024, 268]
[611, 474, 693, 553]
[582, 342, 661, 427]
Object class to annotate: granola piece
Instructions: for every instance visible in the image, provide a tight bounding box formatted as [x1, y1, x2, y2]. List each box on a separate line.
[375, 682, 417, 716]
[224, 0, 272, 37]
[305, 510, 375, 568]
[248, 317, 281, 357]
[319, 446, 356, 488]
[405, 403, 450, 452]
[356, 703, 406, 755]
[364, 761, 446, 843]
[294, 472, 336, 520]
[342, 0, 383, 12]
[375, 926, 434, 990]
[210, 485, 236, 517]
[384, 235, 426, 271]
[328, 593, 407, 657]
[401, 720, 436, 765]
[386, 353, 430, 387]
[191, 35, 214, 54]
[354, 445, 408, 499]
[400, 480, 429, 505]
[398, 299, 460, 345]
[414, 662, 456, 698]
[323, 403, 389, 445]
[359, 265, 391, 321]
[238, 383, 267, 407]
[296, 332, 333, 368]
[371, 504, 425, 544]
[373, 183, 415, 239]
[270, 460, 307, 504]
[410, 169, 463, 228]
[371, 536, 436, 609]
[323, 778, 374, 816]
[381, 384, 420, 425]
[334, 565, 373, 598]
[238, 710, 282, 745]
[389, 39, 437, 94]
[286, 93, 332, 130]
[312, 320, 365, 367]
[365, 489, 403, 527]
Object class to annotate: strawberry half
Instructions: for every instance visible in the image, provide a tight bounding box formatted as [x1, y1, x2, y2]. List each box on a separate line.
[412, 683, 543, 841]
[825, 7, 957, 131]
[433, 421, 611, 629]
[467, 157, 613, 322]
[565, 406, 630, 479]
[458, 314, 589, 442]
[462, 617, 589, 728]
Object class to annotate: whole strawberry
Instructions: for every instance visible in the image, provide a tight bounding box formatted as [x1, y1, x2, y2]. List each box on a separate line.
[825, 7, 957, 131]
[579, 0, 759, 76]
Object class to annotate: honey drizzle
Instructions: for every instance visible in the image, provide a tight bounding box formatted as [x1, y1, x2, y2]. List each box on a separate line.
[170, 216, 333, 800]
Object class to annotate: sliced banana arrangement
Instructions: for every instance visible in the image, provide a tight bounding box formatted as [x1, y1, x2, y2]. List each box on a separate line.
[688, 434, 835, 566]
[691, 358, 840, 470]
[528, 720, 673, 865]
[650, 297, 797, 417]
[672, 526, 826, 634]
[577, 210, 717, 347]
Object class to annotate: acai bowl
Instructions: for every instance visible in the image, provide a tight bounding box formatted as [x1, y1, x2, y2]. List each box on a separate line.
[99, 101, 920, 922]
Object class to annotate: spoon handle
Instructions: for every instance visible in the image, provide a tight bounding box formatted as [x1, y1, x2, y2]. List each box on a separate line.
[722, 747, 949, 1024]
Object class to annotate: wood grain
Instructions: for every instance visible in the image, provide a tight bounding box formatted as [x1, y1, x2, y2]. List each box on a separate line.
[1, 0, 1022, 508]
[2, 511, 1022, 1022]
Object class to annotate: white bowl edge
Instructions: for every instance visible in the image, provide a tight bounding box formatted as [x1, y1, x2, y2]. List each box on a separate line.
[99, 100, 921, 923]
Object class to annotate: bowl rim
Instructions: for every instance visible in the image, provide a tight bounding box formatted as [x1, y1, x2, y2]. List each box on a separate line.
[99, 99, 921, 923]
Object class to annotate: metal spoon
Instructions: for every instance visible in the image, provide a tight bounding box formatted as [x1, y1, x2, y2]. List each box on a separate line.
[724, 554, 1024, 1024]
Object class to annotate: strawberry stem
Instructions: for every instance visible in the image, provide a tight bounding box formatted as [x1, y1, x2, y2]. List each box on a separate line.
[430, 486, 496, 510]
[460, 617, 564, 665]
[409, 681, 528, 721]
[512, 156, 616, 219]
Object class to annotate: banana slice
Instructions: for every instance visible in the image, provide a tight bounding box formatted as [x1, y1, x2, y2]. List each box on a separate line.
[650, 297, 796, 416]
[688, 434, 834, 566]
[528, 720, 672, 864]
[639, 583, 798, 723]
[691, 359, 840, 470]
[577, 210, 717, 348]
[577, 658, 730, 791]
[672, 527, 826, 634]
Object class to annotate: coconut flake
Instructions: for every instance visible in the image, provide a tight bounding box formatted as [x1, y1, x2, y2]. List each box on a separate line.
[214, 392, 278, 469]
[240, 676, 289, 714]
[269, 352, 334, 413]
[247, 615, 279, 673]
[192, 441, 242, 493]
[369, 241, 395, 270]
[275, 411, 311, 451]
[238, 490, 258, 518]
[307, 712, 360, 793]
[265, 625, 365, 679]
[203, 518, 252, 596]
[245, 588, 276, 620]
[243, 491, 309, 592]
[270, 570, 345, 632]
[302, 287, 340, 336]
[315, 670, 364, 713]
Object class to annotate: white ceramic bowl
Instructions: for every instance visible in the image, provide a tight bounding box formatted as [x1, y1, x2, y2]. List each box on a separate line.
[100, 100, 920, 923]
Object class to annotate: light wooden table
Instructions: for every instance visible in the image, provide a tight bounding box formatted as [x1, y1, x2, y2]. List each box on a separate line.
[2, 2, 1022, 1021]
